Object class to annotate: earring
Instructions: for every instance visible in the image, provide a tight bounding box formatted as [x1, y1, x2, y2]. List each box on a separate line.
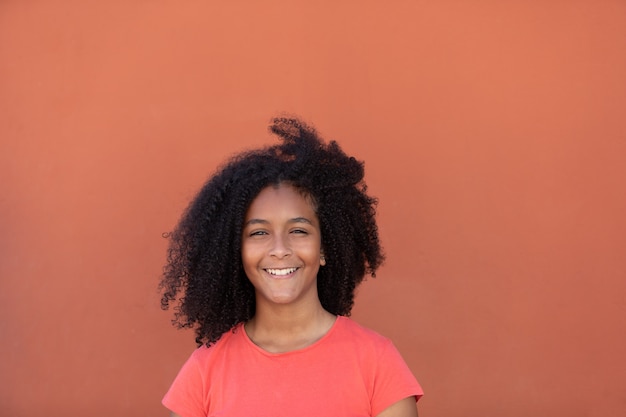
[320, 255, 326, 266]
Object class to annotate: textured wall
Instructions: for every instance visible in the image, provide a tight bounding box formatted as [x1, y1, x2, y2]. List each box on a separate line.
[1, 1, 625, 416]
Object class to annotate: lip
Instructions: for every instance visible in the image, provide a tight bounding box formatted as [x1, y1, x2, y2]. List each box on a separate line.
[263, 267, 300, 279]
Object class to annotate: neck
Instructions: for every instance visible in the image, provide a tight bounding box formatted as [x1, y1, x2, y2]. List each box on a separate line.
[245, 300, 336, 353]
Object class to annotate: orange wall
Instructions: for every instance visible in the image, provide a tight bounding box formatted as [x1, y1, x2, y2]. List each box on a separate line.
[1, 1, 625, 416]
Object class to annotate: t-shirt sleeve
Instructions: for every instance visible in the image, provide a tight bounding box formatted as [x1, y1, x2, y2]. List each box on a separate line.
[370, 340, 424, 416]
[162, 349, 207, 417]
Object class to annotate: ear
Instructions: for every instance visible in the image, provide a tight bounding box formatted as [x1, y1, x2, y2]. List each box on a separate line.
[320, 252, 326, 266]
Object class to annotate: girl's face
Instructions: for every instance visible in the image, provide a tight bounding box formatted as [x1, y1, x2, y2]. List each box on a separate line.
[241, 183, 326, 309]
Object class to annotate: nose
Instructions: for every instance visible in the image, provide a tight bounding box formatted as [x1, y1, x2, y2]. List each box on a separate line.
[269, 234, 292, 258]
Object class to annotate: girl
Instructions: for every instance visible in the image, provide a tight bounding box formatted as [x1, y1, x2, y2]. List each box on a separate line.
[160, 117, 423, 416]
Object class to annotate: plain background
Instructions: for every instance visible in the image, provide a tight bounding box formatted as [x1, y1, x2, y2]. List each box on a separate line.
[1, 1, 625, 416]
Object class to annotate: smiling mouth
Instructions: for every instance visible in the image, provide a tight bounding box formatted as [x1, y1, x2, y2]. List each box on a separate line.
[265, 267, 298, 276]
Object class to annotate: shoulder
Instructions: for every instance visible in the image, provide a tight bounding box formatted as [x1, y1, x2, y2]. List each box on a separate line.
[333, 316, 395, 354]
[333, 317, 423, 413]
[336, 316, 391, 343]
[332, 317, 415, 377]
[187, 324, 246, 365]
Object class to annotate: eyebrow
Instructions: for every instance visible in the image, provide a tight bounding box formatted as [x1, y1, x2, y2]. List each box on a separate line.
[244, 217, 314, 227]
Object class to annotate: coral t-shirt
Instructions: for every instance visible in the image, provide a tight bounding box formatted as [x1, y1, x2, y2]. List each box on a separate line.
[163, 316, 423, 417]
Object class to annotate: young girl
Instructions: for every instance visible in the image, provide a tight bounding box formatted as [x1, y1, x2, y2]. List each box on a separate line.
[160, 117, 423, 417]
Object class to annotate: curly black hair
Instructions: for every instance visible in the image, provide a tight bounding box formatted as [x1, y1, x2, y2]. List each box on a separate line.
[159, 117, 384, 347]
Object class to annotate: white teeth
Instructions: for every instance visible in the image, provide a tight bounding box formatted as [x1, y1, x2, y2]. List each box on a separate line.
[266, 267, 297, 276]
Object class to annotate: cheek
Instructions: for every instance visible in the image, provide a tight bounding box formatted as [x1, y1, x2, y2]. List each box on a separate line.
[241, 257, 257, 281]
[294, 241, 322, 262]
[240, 245, 254, 269]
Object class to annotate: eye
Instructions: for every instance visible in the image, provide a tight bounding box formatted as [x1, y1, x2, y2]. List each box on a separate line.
[291, 228, 308, 235]
[249, 230, 268, 237]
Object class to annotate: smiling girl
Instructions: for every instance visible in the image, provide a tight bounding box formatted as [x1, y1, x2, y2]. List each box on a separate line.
[159, 117, 423, 417]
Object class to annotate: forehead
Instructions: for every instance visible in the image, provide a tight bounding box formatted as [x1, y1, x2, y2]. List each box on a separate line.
[245, 184, 317, 220]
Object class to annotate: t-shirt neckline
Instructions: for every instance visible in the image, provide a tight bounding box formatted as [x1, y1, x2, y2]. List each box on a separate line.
[239, 315, 343, 357]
